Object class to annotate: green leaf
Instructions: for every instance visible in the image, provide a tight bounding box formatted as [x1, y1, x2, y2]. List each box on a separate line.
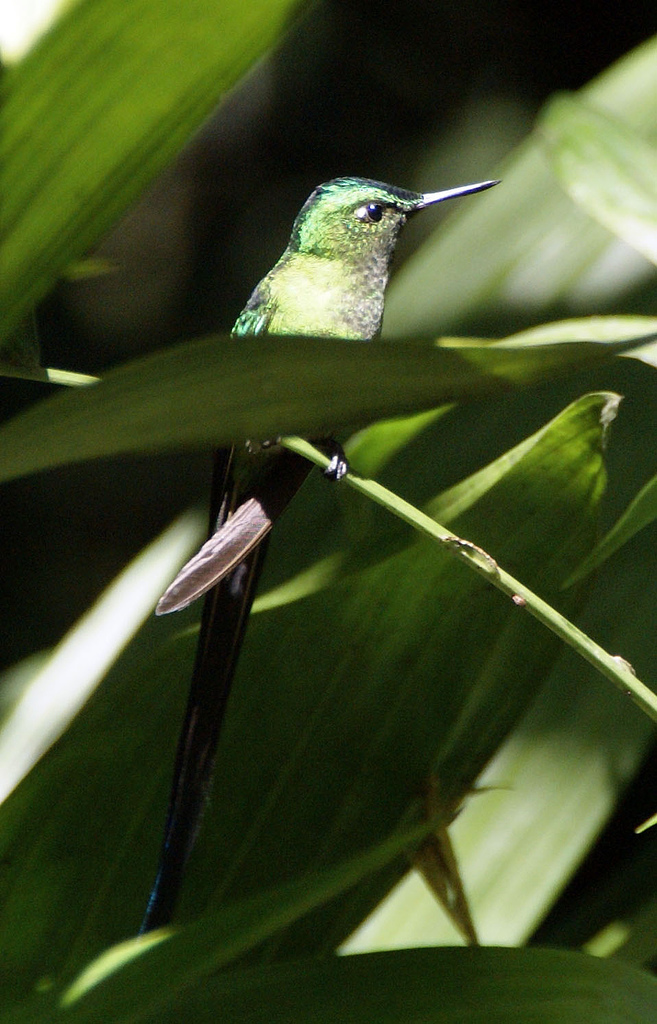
[568, 471, 657, 582]
[285, 394, 657, 728]
[0, 0, 300, 341]
[542, 95, 657, 266]
[494, 314, 657, 347]
[0, 512, 203, 808]
[63, 947, 657, 1023]
[346, 407, 451, 479]
[174, 394, 612, 956]
[0, 324, 652, 486]
[0, 314, 42, 378]
[0, 621, 195, 1004]
[0, 394, 611, 990]
[548, 822, 657, 964]
[384, 33, 657, 335]
[345, 649, 653, 950]
[58, 826, 429, 1021]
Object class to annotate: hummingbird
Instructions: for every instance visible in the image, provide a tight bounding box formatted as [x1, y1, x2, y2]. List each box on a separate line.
[141, 175, 499, 931]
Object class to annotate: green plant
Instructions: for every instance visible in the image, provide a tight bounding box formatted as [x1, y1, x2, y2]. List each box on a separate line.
[1, 3, 656, 1020]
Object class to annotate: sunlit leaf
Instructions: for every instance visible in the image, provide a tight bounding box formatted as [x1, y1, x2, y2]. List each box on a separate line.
[0, 395, 611, 989]
[175, 394, 611, 956]
[384, 34, 657, 335]
[0, 0, 300, 341]
[0, 327, 651, 486]
[0, 512, 203, 808]
[542, 95, 657, 266]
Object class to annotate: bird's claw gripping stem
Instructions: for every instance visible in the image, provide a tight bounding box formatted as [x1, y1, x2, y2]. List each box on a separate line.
[321, 440, 349, 481]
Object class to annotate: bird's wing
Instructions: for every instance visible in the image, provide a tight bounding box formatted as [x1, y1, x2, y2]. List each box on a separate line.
[156, 496, 272, 614]
[231, 280, 274, 336]
[157, 446, 312, 615]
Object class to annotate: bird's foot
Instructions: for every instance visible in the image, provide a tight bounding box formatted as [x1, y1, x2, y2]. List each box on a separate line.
[320, 440, 348, 481]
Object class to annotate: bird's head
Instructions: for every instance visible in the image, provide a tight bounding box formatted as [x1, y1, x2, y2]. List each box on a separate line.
[287, 176, 498, 266]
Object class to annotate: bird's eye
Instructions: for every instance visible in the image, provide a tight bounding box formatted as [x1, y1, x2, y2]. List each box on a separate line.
[355, 202, 384, 223]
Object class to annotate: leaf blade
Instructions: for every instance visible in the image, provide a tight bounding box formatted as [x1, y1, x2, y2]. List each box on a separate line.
[542, 94, 657, 265]
[0, 325, 652, 485]
[0, 0, 300, 340]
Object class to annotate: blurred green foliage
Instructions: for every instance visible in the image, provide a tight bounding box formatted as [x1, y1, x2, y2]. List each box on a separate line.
[0, 1, 657, 1020]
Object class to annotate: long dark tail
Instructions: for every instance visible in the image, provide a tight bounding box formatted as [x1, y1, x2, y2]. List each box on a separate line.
[141, 447, 311, 932]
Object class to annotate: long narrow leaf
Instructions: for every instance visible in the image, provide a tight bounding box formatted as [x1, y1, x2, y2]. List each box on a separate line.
[384, 34, 657, 335]
[0, 0, 300, 341]
[59, 826, 431, 1022]
[0, 328, 653, 485]
[0, 513, 203, 806]
[567, 471, 657, 583]
[61, 946, 657, 1023]
[542, 95, 657, 266]
[283, 422, 657, 727]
